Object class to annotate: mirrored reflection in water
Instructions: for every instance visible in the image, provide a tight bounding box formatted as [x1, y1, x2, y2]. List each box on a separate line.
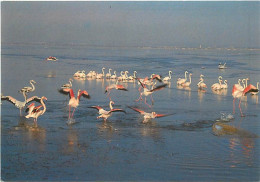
[251, 95, 258, 104]
[198, 89, 206, 103]
[46, 70, 56, 78]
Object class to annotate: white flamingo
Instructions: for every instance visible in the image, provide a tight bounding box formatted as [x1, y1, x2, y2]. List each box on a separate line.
[221, 80, 228, 89]
[163, 71, 172, 82]
[19, 80, 36, 95]
[96, 67, 105, 79]
[106, 68, 112, 79]
[110, 71, 117, 79]
[177, 71, 188, 85]
[181, 73, 192, 87]
[211, 76, 223, 90]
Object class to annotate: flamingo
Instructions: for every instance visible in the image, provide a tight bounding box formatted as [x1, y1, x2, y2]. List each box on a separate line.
[106, 68, 112, 79]
[25, 96, 47, 126]
[218, 62, 227, 69]
[110, 71, 117, 79]
[89, 100, 126, 121]
[136, 78, 167, 107]
[59, 88, 90, 119]
[19, 80, 36, 95]
[181, 73, 192, 87]
[128, 106, 171, 123]
[105, 80, 128, 100]
[117, 71, 125, 81]
[163, 71, 172, 82]
[1, 91, 42, 116]
[251, 82, 259, 95]
[96, 67, 105, 79]
[177, 71, 188, 85]
[61, 78, 73, 89]
[221, 80, 228, 89]
[86, 71, 93, 78]
[197, 75, 207, 89]
[211, 76, 223, 90]
[128, 71, 137, 80]
[232, 83, 258, 117]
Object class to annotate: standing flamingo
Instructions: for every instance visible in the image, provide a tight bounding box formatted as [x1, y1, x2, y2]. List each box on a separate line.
[128, 106, 171, 123]
[1, 91, 42, 116]
[19, 80, 36, 95]
[106, 68, 112, 79]
[211, 76, 223, 90]
[110, 71, 117, 79]
[197, 75, 207, 89]
[89, 100, 126, 121]
[105, 80, 128, 100]
[232, 83, 258, 117]
[136, 78, 167, 107]
[59, 88, 90, 119]
[25, 96, 47, 126]
[221, 80, 228, 89]
[181, 73, 192, 87]
[177, 71, 188, 85]
[96, 67, 105, 79]
[163, 71, 172, 82]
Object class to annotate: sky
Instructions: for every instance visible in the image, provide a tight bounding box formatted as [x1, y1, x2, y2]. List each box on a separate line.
[1, 2, 260, 48]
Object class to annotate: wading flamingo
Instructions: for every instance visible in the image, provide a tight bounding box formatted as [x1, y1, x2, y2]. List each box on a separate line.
[232, 83, 258, 117]
[96, 67, 105, 79]
[197, 75, 207, 89]
[1, 91, 42, 116]
[163, 71, 172, 82]
[221, 80, 228, 89]
[25, 96, 47, 126]
[105, 80, 128, 100]
[110, 71, 117, 79]
[128, 106, 171, 123]
[106, 68, 112, 79]
[89, 100, 126, 121]
[136, 78, 167, 107]
[177, 71, 188, 85]
[59, 88, 90, 119]
[211, 76, 223, 90]
[19, 80, 36, 94]
[181, 73, 192, 87]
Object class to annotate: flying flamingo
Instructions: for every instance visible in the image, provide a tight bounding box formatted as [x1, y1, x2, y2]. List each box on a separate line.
[136, 78, 167, 107]
[61, 78, 73, 89]
[177, 71, 188, 85]
[1, 91, 42, 116]
[59, 88, 90, 119]
[211, 76, 223, 90]
[25, 96, 47, 126]
[89, 100, 126, 121]
[104, 80, 128, 100]
[181, 73, 192, 87]
[197, 74, 207, 89]
[163, 71, 172, 82]
[19, 80, 36, 95]
[232, 83, 258, 117]
[128, 106, 171, 123]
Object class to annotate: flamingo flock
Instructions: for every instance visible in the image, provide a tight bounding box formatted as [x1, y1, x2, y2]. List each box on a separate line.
[1, 65, 259, 127]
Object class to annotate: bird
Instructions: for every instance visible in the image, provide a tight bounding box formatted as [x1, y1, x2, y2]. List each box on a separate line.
[73, 70, 84, 77]
[127, 71, 137, 80]
[86, 71, 93, 78]
[1, 91, 42, 116]
[104, 80, 128, 100]
[197, 74, 207, 89]
[250, 82, 259, 95]
[25, 96, 47, 127]
[110, 71, 117, 79]
[96, 67, 105, 79]
[181, 73, 192, 87]
[218, 62, 227, 69]
[89, 100, 126, 121]
[232, 83, 258, 117]
[136, 78, 167, 107]
[61, 78, 73, 89]
[221, 80, 228, 89]
[211, 76, 223, 90]
[19, 80, 36, 95]
[106, 68, 112, 79]
[163, 70, 172, 82]
[128, 106, 170, 123]
[177, 71, 188, 85]
[59, 88, 90, 119]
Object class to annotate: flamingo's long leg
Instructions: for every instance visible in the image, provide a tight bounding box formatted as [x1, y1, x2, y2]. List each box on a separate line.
[233, 98, 236, 114]
[135, 94, 143, 102]
[238, 99, 245, 117]
[145, 97, 151, 108]
[151, 94, 154, 105]
[69, 106, 71, 119]
[71, 108, 76, 118]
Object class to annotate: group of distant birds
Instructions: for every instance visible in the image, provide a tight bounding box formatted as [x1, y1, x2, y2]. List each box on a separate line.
[1, 62, 259, 126]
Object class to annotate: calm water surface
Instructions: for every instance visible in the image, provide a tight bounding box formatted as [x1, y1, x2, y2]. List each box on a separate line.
[1, 44, 260, 181]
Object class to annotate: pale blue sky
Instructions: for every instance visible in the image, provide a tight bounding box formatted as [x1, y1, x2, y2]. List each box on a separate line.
[2, 2, 259, 48]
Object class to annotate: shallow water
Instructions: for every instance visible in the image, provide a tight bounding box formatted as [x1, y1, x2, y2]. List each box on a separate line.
[1, 44, 260, 181]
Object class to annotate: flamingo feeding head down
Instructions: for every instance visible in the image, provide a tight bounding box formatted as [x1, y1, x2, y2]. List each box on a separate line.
[128, 106, 171, 123]
[89, 100, 126, 121]
[59, 88, 90, 119]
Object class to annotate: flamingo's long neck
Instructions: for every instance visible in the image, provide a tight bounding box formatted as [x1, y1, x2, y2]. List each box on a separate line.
[238, 79, 241, 86]
[22, 91, 27, 102]
[109, 101, 114, 110]
[257, 82, 259, 89]
[134, 71, 137, 78]
[102, 68, 105, 76]
[30, 81, 35, 91]
[218, 78, 222, 84]
[245, 79, 248, 87]
[184, 72, 187, 80]
[41, 98, 47, 115]
[169, 71, 172, 79]
[125, 72, 128, 78]
[242, 80, 245, 89]
[189, 74, 192, 83]
[120, 71, 124, 76]
[109, 69, 111, 74]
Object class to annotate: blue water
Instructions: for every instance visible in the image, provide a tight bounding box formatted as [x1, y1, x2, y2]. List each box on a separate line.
[1, 43, 260, 181]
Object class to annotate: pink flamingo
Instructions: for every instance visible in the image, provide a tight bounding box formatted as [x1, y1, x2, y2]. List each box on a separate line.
[25, 96, 47, 126]
[232, 83, 258, 117]
[105, 80, 128, 100]
[89, 100, 126, 121]
[136, 78, 167, 107]
[59, 88, 90, 119]
[128, 106, 171, 123]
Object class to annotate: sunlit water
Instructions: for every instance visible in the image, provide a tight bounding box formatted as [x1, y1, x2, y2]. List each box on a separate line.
[1, 44, 260, 181]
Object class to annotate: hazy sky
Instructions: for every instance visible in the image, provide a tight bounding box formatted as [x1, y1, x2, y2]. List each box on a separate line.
[2, 2, 260, 48]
